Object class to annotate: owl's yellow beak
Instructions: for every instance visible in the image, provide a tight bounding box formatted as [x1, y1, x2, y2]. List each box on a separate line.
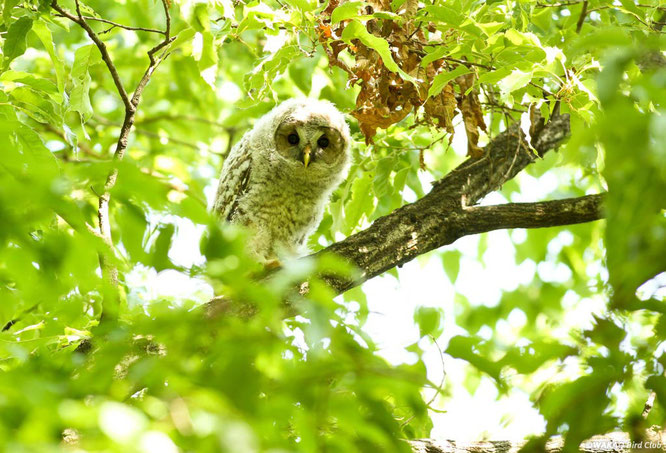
[302, 145, 311, 168]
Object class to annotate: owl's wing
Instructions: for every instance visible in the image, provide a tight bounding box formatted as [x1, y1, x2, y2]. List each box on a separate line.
[213, 135, 253, 222]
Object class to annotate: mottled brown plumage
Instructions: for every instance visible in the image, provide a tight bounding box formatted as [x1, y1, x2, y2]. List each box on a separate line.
[213, 99, 351, 261]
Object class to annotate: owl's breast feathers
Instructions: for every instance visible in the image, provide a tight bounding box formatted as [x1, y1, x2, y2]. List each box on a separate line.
[234, 151, 337, 256]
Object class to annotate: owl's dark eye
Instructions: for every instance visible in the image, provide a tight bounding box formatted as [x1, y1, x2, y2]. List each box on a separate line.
[317, 136, 330, 148]
[287, 133, 299, 145]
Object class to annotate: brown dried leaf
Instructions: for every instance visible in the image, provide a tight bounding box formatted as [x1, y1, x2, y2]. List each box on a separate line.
[317, 0, 466, 144]
[423, 83, 457, 135]
[456, 73, 487, 158]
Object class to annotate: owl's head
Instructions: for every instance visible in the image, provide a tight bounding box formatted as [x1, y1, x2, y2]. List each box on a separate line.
[271, 99, 350, 171]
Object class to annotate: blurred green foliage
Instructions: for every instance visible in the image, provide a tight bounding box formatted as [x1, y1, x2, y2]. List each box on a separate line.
[0, 0, 664, 451]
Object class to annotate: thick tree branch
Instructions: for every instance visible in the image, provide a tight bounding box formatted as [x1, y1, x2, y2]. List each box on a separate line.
[311, 113, 575, 294]
[460, 194, 604, 235]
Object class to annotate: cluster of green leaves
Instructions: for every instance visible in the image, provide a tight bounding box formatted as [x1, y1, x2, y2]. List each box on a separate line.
[0, 0, 665, 451]
[0, 0, 434, 451]
[435, 1, 666, 447]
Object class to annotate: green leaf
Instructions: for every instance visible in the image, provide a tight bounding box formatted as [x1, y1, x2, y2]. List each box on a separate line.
[421, 46, 446, 68]
[69, 44, 101, 121]
[149, 224, 177, 272]
[8, 85, 60, 124]
[197, 31, 218, 90]
[497, 68, 532, 95]
[2, 0, 20, 26]
[646, 375, 666, 415]
[284, 0, 317, 12]
[414, 306, 444, 338]
[341, 20, 415, 83]
[446, 335, 503, 384]
[331, 1, 365, 23]
[440, 250, 461, 283]
[192, 3, 211, 32]
[425, 5, 463, 27]
[2, 16, 33, 69]
[0, 121, 59, 180]
[373, 156, 394, 199]
[477, 67, 511, 84]
[428, 65, 471, 98]
[169, 27, 197, 52]
[344, 172, 373, 234]
[500, 341, 577, 374]
[31, 20, 66, 93]
[477, 21, 504, 36]
[1, 71, 62, 103]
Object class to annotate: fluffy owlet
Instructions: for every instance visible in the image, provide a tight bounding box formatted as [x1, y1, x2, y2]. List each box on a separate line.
[213, 99, 351, 262]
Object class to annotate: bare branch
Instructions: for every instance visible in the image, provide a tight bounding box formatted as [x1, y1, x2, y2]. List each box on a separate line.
[576, 0, 588, 33]
[53, 12, 165, 34]
[82, 15, 165, 35]
[51, 0, 174, 306]
[92, 116, 205, 151]
[50, 0, 131, 110]
[643, 392, 657, 418]
[97, 0, 174, 276]
[136, 114, 234, 130]
[460, 194, 604, 235]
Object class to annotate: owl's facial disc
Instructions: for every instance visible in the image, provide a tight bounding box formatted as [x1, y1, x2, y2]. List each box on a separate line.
[275, 119, 345, 168]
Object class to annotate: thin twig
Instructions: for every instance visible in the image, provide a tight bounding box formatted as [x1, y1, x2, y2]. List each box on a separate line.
[538, 0, 665, 32]
[538, 0, 666, 10]
[54, 13, 165, 34]
[480, 102, 527, 113]
[576, 0, 588, 33]
[50, 0, 174, 304]
[436, 55, 558, 98]
[97, 0, 174, 261]
[43, 123, 98, 157]
[83, 15, 165, 34]
[642, 391, 656, 418]
[136, 114, 233, 130]
[50, 1, 131, 110]
[92, 116, 205, 151]
[424, 335, 447, 410]
[441, 55, 492, 70]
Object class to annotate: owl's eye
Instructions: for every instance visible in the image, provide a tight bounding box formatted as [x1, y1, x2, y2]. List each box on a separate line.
[317, 136, 330, 148]
[287, 133, 299, 145]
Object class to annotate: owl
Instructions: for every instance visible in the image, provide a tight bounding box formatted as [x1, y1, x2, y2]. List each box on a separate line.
[213, 99, 352, 262]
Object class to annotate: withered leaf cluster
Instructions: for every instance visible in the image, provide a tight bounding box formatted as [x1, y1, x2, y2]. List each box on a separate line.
[317, 0, 487, 157]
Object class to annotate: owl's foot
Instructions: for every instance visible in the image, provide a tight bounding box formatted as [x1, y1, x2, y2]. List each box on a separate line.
[263, 259, 282, 271]
[248, 258, 282, 280]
